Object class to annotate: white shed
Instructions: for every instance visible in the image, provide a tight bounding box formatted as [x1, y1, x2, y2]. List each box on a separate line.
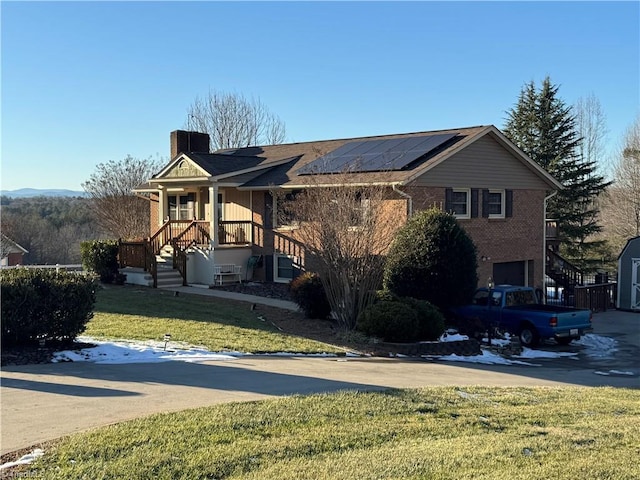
[617, 237, 640, 311]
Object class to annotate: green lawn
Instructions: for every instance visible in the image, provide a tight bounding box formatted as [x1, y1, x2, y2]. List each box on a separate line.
[30, 387, 639, 479]
[83, 285, 345, 354]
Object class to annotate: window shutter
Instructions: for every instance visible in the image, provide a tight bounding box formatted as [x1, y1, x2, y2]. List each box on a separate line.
[506, 190, 513, 217]
[264, 192, 273, 229]
[445, 188, 452, 212]
[482, 189, 489, 218]
[471, 189, 479, 218]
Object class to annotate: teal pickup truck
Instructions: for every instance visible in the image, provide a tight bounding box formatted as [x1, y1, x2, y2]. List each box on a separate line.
[450, 285, 593, 347]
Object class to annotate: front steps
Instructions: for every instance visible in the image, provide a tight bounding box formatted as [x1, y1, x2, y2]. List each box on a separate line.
[119, 245, 185, 289]
[156, 267, 184, 289]
[155, 246, 183, 289]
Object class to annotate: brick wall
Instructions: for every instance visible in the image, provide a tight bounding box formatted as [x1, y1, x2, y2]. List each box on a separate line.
[408, 186, 546, 288]
[250, 187, 546, 288]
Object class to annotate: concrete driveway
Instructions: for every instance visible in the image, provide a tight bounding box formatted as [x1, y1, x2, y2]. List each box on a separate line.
[1, 310, 638, 455]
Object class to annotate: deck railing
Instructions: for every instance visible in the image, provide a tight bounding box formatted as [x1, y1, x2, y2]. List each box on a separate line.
[219, 220, 252, 245]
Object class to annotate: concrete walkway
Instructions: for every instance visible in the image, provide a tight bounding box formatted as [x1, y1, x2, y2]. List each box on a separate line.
[166, 284, 300, 311]
[1, 297, 638, 456]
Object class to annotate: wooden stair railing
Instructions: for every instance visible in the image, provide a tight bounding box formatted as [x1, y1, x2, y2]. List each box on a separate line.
[118, 239, 158, 288]
[121, 220, 212, 287]
[546, 249, 584, 305]
[170, 221, 211, 285]
[172, 220, 211, 250]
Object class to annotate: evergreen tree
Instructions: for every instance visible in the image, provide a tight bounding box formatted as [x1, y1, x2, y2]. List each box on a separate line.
[504, 77, 610, 271]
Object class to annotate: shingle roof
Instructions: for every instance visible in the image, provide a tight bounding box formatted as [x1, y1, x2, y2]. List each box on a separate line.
[187, 153, 270, 177]
[216, 126, 488, 189]
[150, 125, 561, 190]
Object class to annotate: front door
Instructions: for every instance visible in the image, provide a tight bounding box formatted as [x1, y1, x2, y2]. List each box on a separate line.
[631, 258, 640, 310]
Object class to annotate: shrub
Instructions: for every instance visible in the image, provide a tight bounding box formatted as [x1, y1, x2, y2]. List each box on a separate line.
[289, 272, 332, 319]
[1, 268, 97, 347]
[401, 297, 445, 341]
[356, 301, 419, 343]
[383, 208, 478, 313]
[81, 240, 119, 283]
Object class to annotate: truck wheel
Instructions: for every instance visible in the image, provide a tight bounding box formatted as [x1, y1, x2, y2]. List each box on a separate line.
[519, 324, 540, 348]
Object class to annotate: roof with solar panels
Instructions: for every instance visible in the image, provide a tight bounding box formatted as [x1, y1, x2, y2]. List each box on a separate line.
[149, 125, 561, 191]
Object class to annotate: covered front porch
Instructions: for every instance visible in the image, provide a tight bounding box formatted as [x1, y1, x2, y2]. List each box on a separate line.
[121, 182, 259, 288]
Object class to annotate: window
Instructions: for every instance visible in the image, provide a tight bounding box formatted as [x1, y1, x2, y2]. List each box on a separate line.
[338, 192, 371, 228]
[275, 190, 302, 228]
[486, 190, 505, 218]
[483, 189, 513, 218]
[168, 193, 195, 220]
[472, 290, 489, 306]
[450, 188, 470, 219]
[274, 254, 299, 283]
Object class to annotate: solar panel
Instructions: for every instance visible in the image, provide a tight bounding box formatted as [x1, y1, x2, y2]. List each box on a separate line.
[296, 133, 457, 175]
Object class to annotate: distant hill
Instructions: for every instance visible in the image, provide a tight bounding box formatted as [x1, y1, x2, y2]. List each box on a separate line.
[0, 188, 87, 198]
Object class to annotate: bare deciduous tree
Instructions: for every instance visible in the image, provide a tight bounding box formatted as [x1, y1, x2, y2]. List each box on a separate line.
[82, 155, 162, 240]
[279, 180, 401, 330]
[575, 93, 609, 170]
[600, 118, 640, 254]
[566, 93, 612, 269]
[185, 90, 286, 150]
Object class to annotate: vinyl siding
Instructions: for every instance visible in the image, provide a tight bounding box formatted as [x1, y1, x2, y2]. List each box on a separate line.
[223, 189, 252, 220]
[412, 135, 552, 190]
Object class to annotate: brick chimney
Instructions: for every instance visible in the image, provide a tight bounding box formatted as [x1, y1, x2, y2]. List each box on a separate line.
[170, 130, 210, 158]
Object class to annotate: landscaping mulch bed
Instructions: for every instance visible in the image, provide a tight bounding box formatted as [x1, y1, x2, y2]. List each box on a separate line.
[211, 281, 294, 301]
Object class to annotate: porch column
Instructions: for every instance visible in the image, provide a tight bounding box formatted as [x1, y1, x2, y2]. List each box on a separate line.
[209, 185, 218, 247]
[159, 187, 167, 226]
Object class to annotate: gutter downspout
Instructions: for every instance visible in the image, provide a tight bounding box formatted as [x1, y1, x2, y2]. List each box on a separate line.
[392, 184, 413, 218]
[543, 190, 558, 304]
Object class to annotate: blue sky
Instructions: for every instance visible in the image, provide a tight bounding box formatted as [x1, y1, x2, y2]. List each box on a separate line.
[2, 1, 638, 191]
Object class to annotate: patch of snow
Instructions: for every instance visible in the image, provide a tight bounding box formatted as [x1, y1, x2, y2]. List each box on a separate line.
[53, 337, 243, 364]
[52, 337, 347, 364]
[575, 334, 618, 359]
[438, 332, 469, 342]
[516, 348, 578, 359]
[594, 369, 635, 376]
[426, 349, 541, 366]
[0, 448, 44, 470]
[610, 369, 635, 376]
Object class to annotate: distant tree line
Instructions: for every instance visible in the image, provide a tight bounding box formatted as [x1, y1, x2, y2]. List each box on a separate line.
[0, 196, 106, 265]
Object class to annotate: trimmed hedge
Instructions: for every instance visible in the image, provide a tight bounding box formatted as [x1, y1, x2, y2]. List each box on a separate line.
[1, 268, 98, 346]
[357, 301, 419, 343]
[289, 272, 332, 319]
[383, 208, 478, 313]
[358, 291, 446, 342]
[80, 240, 120, 283]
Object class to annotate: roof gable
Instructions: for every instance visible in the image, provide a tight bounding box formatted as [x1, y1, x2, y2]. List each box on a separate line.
[155, 154, 210, 179]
